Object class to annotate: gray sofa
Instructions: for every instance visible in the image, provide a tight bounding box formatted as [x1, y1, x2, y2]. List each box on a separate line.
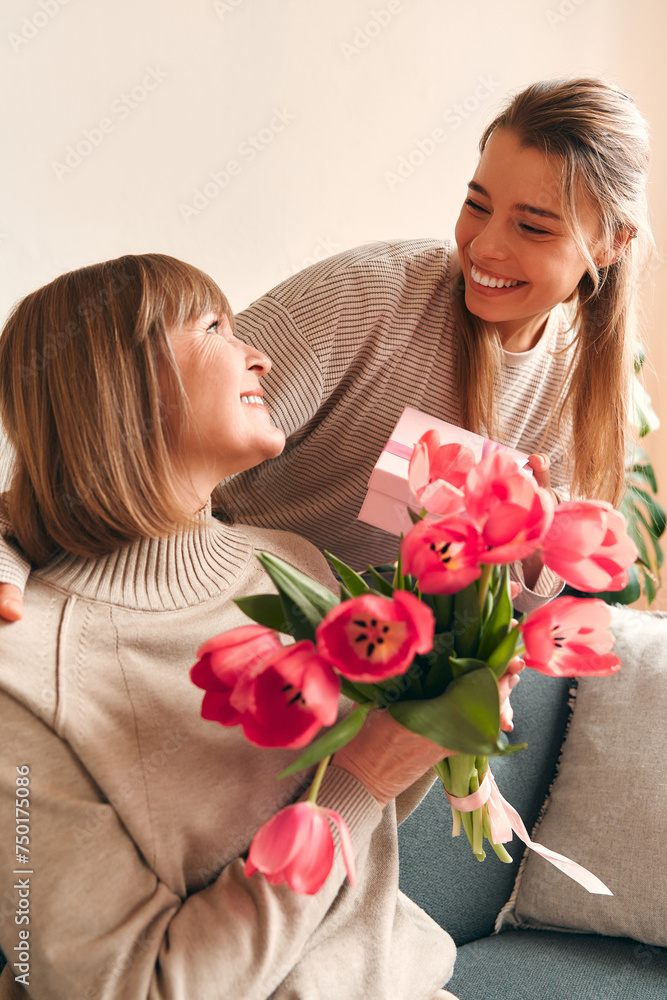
[398, 605, 667, 999]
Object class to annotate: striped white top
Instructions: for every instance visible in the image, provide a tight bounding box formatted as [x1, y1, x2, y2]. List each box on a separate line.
[0, 239, 570, 608]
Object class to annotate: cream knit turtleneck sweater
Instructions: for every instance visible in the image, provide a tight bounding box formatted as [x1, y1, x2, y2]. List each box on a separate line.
[0, 509, 455, 1000]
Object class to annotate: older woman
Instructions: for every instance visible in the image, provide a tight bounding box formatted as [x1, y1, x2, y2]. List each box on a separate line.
[0, 254, 459, 1000]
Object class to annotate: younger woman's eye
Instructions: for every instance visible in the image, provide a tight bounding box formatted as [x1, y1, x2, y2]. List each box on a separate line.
[519, 222, 550, 236]
[465, 198, 488, 213]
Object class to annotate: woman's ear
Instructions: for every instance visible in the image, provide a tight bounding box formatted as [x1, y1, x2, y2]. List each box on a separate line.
[596, 226, 637, 268]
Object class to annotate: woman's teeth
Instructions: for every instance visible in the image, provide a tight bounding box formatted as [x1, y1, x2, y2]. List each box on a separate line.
[471, 264, 521, 289]
[241, 395, 264, 405]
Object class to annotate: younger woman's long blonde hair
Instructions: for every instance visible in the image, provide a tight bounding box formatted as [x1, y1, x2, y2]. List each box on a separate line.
[452, 77, 654, 504]
[0, 254, 232, 565]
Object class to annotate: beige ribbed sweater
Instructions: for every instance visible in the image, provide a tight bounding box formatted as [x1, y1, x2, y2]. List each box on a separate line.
[0, 510, 455, 1000]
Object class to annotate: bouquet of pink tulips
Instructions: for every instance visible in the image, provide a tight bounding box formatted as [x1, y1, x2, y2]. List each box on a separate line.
[191, 431, 638, 896]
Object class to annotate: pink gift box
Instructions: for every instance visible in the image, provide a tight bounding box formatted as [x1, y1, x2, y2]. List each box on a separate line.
[358, 407, 530, 537]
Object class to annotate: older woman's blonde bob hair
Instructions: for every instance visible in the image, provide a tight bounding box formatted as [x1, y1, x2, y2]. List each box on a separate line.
[0, 253, 233, 566]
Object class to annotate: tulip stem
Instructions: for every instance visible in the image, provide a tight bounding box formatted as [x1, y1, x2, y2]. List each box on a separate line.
[307, 755, 331, 805]
[477, 564, 493, 610]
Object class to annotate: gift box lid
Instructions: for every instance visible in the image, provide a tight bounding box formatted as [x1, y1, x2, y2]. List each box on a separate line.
[366, 407, 530, 504]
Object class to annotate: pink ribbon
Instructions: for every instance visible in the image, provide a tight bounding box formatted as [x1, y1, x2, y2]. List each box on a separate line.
[445, 771, 612, 896]
[384, 439, 413, 461]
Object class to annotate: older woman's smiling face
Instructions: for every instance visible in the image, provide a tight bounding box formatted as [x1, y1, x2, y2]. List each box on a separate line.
[169, 312, 285, 507]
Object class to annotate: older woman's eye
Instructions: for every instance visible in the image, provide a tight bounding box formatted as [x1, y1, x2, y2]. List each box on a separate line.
[206, 320, 220, 334]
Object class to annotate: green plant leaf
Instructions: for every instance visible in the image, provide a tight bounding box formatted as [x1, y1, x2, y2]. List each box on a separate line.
[324, 551, 371, 598]
[628, 462, 658, 494]
[564, 564, 641, 606]
[233, 594, 290, 633]
[642, 568, 657, 605]
[632, 376, 661, 436]
[256, 552, 339, 640]
[277, 704, 372, 778]
[453, 581, 481, 658]
[631, 444, 652, 466]
[627, 487, 666, 538]
[407, 507, 424, 525]
[388, 666, 505, 756]
[632, 507, 665, 567]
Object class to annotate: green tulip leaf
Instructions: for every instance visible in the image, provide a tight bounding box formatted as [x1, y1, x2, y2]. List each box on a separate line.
[421, 592, 454, 632]
[422, 631, 456, 696]
[486, 627, 522, 678]
[453, 581, 481, 658]
[233, 594, 290, 633]
[365, 566, 395, 597]
[388, 666, 505, 756]
[477, 564, 513, 662]
[448, 656, 487, 679]
[324, 551, 371, 598]
[392, 548, 407, 590]
[278, 703, 372, 778]
[256, 552, 340, 640]
[339, 677, 377, 704]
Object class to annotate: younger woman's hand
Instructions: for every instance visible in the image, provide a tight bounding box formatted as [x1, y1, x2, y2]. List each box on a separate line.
[526, 453, 559, 507]
[0, 584, 23, 621]
[498, 655, 524, 732]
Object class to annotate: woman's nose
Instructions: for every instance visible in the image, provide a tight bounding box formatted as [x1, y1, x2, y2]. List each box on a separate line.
[471, 217, 510, 261]
[246, 343, 272, 376]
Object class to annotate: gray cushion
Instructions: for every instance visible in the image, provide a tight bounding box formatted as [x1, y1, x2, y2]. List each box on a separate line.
[500, 607, 667, 947]
[398, 668, 571, 945]
[447, 930, 667, 1000]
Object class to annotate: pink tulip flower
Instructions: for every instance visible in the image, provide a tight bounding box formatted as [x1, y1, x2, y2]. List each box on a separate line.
[464, 452, 554, 563]
[316, 590, 435, 682]
[408, 431, 474, 516]
[228, 641, 341, 748]
[245, 801, 356, 895]
[540, 500, 638, 592]
[192, 630, 341, 749]
[400, 516, 484, 594]
[191, 624, 284, 726]
[520, 596, 621, 677]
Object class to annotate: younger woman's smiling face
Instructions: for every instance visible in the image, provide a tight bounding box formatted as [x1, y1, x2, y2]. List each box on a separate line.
[454, 128, 604, 352]
[168, 312, 285, 508]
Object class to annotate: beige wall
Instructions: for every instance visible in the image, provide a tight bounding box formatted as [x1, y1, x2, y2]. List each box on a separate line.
[1, 0, 665, 601]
